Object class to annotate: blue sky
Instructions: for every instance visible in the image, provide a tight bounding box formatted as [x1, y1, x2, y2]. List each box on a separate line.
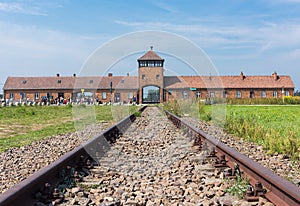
[1, 0, 300, 90]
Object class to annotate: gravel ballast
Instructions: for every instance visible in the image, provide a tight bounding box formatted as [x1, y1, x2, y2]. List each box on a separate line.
[0, 123, 110, 194]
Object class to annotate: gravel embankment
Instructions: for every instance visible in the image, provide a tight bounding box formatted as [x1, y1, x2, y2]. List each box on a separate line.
[183, 116, 300, 187]
[0, 123, 110, 194]
[59, 107, 272, 206]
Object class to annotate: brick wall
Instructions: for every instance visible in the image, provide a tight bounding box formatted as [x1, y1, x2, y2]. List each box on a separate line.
[139, 67, 164, 103]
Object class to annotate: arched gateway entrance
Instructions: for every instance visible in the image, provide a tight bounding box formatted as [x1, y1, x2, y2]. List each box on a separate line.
[142, 86, 160, 103]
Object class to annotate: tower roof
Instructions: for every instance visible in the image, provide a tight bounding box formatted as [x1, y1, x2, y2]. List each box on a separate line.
[138, 50, 164, 61]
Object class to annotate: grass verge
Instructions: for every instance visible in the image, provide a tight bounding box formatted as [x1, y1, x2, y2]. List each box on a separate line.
[164, 100, 300, 159]
[0, 105, 140, 152]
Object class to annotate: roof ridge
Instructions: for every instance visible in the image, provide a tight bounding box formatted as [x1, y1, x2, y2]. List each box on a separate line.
[138, 50, 164, 61]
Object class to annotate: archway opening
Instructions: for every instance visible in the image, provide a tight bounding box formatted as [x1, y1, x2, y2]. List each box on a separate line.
[142, 86, 160, 103]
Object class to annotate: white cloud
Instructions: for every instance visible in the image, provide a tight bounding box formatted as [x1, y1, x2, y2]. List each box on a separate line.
[0, 21, 105, 86]
[115, 19, 300, 52]
[151, 1, 178, 13]
[0, 2, 47, 16]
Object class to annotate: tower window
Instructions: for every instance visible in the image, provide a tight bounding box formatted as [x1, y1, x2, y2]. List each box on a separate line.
[58, 80, 61, 84]
[155, 61, 162, 66]
[142, 75, 146, 80]
[156, 74, 160, 80]
[140, 61, 147, 67]
[22, 80, 27, 84]
[148, 61, 154, 67]
[89, 80, 93, 84]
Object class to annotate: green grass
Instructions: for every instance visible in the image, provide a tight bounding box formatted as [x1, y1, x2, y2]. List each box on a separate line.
[0, 105, 140, 152]
[164, 100, 300, 159]
[225, 105, 300, 158]
[226, 96, 300, 105]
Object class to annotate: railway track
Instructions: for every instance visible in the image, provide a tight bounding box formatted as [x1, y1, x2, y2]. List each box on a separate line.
[0, 106, 299, 206]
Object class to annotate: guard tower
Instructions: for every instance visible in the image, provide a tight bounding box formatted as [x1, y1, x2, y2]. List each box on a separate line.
[138, 47, 164, 104]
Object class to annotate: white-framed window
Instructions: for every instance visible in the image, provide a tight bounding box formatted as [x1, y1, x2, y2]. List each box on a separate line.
[273, 91, 278, 98]
[128, 92, 133, 99]
[236, 91, 241, 98]
[261, 91, 266, 98]
[102, 92, 107, 100]
[10, 93, 14, 99]
[34, 92, 39, 99]
[210, 92, 215, 98]
[182, 91, 188, 99]
[20, 92, 26, 100]
[285, 91, 290, 96]
[196, 92, 201, 98]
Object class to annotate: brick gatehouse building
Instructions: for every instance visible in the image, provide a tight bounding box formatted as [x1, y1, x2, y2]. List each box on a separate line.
[3, 49, 295, 104]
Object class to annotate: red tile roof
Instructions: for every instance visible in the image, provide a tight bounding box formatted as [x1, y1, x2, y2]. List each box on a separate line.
[138, 50, 164, 61]
[164, 75, 294, 89]
[3, 76, 138, 90]
[3, 74, 294, 91]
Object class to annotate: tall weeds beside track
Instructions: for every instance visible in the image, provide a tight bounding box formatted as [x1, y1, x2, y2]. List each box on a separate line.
[164, 100, 300, 159]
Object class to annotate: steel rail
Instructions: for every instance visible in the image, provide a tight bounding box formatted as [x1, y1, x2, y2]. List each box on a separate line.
[165, 110, 300, 206]
[0, 106, 146, 206]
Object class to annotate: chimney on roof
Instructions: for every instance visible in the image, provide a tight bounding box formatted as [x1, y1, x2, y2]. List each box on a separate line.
[56, 73, 60, 77]
[240, 72, 245, 80]
[108, 73, 113, 77]
[73, 73, 76, 77]
[272, 71, 278, 80]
